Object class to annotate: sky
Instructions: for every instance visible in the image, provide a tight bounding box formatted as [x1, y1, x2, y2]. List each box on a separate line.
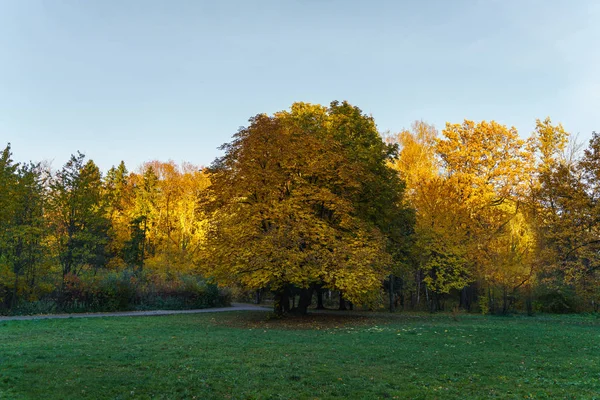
[1, 0, 598, 172]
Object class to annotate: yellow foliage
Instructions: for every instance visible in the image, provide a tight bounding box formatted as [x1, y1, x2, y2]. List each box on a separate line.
[202, 102, 403, 305]
[391, 119, 535, 295]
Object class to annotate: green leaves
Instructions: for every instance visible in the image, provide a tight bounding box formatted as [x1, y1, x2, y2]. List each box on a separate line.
[0, 145, 48, 306]
[48, 153, 110, 276]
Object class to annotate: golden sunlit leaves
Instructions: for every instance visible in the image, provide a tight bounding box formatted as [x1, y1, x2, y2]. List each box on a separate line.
[106, 160, 211, 276]
[391, 119, 535, 304]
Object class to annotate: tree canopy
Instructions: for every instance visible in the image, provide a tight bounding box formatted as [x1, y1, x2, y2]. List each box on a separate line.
[202, 101, 413, 313]
[1, 102, 599, 315]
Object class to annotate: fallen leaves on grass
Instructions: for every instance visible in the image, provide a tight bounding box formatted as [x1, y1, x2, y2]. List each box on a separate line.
[211, 311, 385, 330]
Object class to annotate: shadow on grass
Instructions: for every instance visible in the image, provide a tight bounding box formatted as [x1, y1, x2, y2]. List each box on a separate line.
[210, 308, 467, 330]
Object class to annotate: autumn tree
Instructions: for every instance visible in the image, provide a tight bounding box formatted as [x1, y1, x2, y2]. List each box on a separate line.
[391, 120, 533, 312]
[203, 101, 412, 314]
[0, 145, 19, 307]
[389, 121, 445, 309]
[124, 161, 210, 275]
[438, 120, 533, 313]
[530, 120, 600, 311]
[48, 153, 111, 289]
[104, 161, 133, 269]
[577, 132, 600, 308]
[0, 145, 49, 308]
[6, 163, 48, 307]
[126, 166, 159, 270]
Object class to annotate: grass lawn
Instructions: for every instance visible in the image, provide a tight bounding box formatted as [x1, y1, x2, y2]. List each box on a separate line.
[1, 311, 599, 399]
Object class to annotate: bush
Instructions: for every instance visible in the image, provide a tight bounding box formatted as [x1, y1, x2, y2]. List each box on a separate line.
[535, 288, 579, 314]
[10, 299, 57, 316]
[137, 274, 229, 310]
[4, 270, 228, 315]
[95, 271, 138, 311]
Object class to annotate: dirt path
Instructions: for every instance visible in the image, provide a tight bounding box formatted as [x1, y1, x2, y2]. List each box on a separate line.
[0, 303, 270, 321]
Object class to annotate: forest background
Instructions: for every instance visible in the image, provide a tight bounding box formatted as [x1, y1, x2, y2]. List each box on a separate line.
[2, 100, 598, 316]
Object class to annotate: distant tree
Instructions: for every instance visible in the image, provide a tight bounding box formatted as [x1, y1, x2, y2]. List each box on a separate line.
[105, 161, 132, 268]
[0, 144, 21, 307]
[531, 124, 600, 310]
[124, 162, 210, 274]
[48, 153, 111, 287]
[391, 120, 532, 312]
[131, 165, 160, 267]
[0, 145, 49, 308]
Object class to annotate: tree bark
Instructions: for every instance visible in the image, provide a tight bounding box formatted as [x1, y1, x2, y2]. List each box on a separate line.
[488, 287, 495, 315]
[293, 287, 313, 315]
[338, 292, 347, 311]
[282, 289, 290, 313]
[526, 295, 533, 316]
[273, 292, 282, 315]
[274, 288, 291, 315]
[460, 285, 475, 312]
[316, 287, 326, 310]
[11, 273, 19, 309]
[389, 274, 395, 313]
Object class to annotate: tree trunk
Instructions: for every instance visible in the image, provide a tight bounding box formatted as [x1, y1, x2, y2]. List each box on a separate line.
[255, 289, 261, 305]
[282, 289, 290, 313]
[274, 288, 291, 315]
[429, 291, 441, 313]
[293, 288, 313, 315]
[140, 217, 147, 272]
[338, 292, 347, 311]
[460, 285, 474, 312]
[389, 274, 395, 313]
[488, 287, 495, 315]
[316, 287, 325, 310]
[526, 295, 533, 316]
[397, 278, 404, 310]
[11, 273, 19, 309]
[460, 287, 467, 311]
[416, 271, 421, 306]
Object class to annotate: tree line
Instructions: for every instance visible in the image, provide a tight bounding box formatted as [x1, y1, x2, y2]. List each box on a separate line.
[1, 100, 598, 314]
[391, 118, 599, 314]
[0, 149, 224, 313]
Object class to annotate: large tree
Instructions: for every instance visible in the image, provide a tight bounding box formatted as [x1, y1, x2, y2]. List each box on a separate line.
[202, 101, 412, 314]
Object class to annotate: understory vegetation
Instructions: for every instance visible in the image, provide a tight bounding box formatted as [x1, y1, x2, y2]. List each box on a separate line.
[4, 270, 230, 316]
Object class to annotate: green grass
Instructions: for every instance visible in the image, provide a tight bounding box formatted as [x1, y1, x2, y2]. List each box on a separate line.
[1, 312, 599, 399]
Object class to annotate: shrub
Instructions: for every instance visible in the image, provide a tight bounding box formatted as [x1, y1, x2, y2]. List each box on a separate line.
[535, 288, 578, 314]
[9, 299, 57, 316]
[137, 273, 228, 310]
[7, 269, 228, 315]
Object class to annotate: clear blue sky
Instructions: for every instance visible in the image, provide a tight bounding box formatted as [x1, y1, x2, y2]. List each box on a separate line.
[1, 0, 598, 172]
